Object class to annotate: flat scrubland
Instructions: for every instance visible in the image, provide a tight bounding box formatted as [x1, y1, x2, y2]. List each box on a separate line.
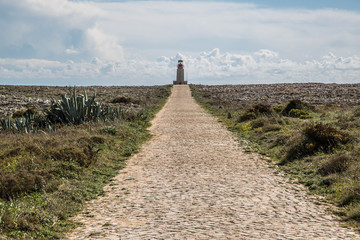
[0, 85, 169, 118]
[191, 83, 360, 229]
[0, 85, 171, 239]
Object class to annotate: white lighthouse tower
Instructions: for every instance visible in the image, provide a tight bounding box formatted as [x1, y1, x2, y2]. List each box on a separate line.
[173, 60, 188, 85]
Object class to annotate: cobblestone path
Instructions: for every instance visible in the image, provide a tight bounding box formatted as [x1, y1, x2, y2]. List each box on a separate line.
[67, 85, 359, 239]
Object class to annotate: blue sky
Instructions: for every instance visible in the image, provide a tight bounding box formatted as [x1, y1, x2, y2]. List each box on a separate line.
[69, 0, 360, 11]
[229, 0, 360, 11]
[0, 0, 360, 86]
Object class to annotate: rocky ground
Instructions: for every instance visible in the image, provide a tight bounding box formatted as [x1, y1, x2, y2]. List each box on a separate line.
[66, 85, 360, 239]
[0, 85, 168, 118]
[192, 83, 360, 108]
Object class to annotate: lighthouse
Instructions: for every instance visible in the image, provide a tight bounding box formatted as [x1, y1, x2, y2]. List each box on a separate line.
[173, 60, 188, 85]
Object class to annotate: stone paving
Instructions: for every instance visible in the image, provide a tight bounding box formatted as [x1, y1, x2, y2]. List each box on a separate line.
[66, 85, 360, 239]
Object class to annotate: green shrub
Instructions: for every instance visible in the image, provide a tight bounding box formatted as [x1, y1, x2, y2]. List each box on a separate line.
[101, 126, 117, 135]
[281, 134, 308, 164]
[238, 103, 273, 122]
[238, 112, 256, 122]
[318, 175, 337, 187]
[250, 103, 273, 115]
[90, 136, 105, 144]
[77, 136, 105, 146]
[346, 203, 360, 220]
[262, 124, 282, 132]
[340, 183, 360, 207]
[110, 96, 132, 104]
[282, 99, 313, 116]
[16, 212, 41, 232]
[48, 146, 98, 168]
[318, 154, 351, 176]
[281, 123, 351, 164]
[1, 111, 52, 134]
[250, 118, 265, 129]
[288, 109, 311, 119]
[0, 207, 16, 231]
[304, 123, 351, 153]
[353, 106, 360, 117]
[12, 110, 25, 118]
[273, 105, 283, 113]
[0, 170, 51, 200]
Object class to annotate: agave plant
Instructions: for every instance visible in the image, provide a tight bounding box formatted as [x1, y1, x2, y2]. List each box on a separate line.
[45, 88, 99, 125]
[99, 107, 124, 122]
[0, 112, 42, 133]
[0, 118, 12, 131]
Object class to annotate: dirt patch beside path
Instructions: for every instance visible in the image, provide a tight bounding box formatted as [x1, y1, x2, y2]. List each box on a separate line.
[66, 85, 359, 239]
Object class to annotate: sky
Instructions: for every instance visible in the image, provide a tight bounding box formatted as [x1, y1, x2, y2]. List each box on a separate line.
[0, 0, 359, 86]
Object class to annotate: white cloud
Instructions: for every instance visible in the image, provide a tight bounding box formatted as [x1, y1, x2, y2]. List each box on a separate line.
[254, 49, 279, 60]
[65, 46, 80, 55]
[94, 1, 360, 60]
[1, 49, 359, 85]
[85, 26, 125, 62]
[0, 0, 124, 61]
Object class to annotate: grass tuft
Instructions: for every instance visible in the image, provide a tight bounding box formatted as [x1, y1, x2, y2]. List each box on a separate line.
[318, 154, 351, 176]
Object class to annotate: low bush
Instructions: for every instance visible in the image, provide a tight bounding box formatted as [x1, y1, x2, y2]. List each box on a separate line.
[318, 175, 337, 187]
[304, 123, 351, 152]
[282, 99, 313, 116]
[250, 118, 266, 129]
[0, 170, 51, 200]
[238, 103, 273, 122]
[288, 109, 311, 119]
[346, 203, 360, 220]
[339, 183, 360, 207]
[273, 105, 283, 113]
[12, 109, 38, 119]
[281, 134, 308, 164]
[101, 126, 117, 135]
[318, 154, 351, 176]
[12, 110, 25, 118]
[110, 96, 132, 104]
[238, 112, 256, 122]
[262, 124, 282, 132]
[122, 111, 146, 122]
[353, 106, 360, 117]
[48, 145, 98, 168]
[282, 123, 351, 164]
[245, 103, 273, 116]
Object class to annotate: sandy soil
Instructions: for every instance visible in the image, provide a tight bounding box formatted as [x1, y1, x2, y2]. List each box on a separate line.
[66, 85, 360, 239]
